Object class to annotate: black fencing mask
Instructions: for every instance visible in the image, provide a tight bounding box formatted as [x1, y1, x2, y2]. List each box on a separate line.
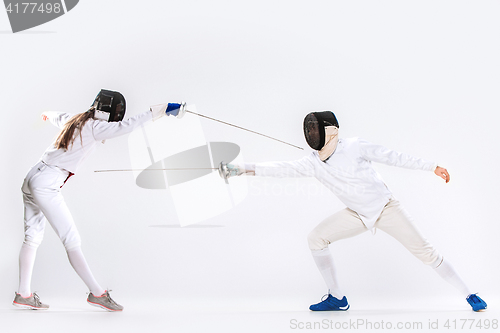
[92, 89, 126, 122]
[303, 111, 339, 150]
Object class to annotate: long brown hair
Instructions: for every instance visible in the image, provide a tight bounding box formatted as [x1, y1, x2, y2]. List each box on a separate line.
[55, 107, 95, 150]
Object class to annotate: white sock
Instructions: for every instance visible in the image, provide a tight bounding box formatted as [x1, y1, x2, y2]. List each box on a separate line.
[18, 243, 38, 298]
[66, 247, 106, 296]
[311, 248, 344, 299]
[434, 258, 472, 297]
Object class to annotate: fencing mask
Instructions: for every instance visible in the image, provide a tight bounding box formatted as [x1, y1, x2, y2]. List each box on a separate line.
[92, 89, 126, 122]
[303, 111, 339, 150]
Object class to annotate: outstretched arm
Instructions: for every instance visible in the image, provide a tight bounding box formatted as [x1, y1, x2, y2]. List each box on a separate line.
[225, 154, 316, 179]
[223, 164, 256, 178]
[255, 154, 316, 178]
[92, 110, 153, 141]
[359, 139, 438, 172]
[41, 111, 72, 129]
[434, 166, 450, 183]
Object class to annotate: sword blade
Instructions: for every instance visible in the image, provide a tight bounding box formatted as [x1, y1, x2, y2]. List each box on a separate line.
[95, 168, 218, 173]
[185, 110, 304, 150]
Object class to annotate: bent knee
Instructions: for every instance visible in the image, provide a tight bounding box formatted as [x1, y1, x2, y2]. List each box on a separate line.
[424, 252, 443, 269]
[307, 230, 330, 251]
[61, 233, 81, 251]
[23, 237, 41, 249]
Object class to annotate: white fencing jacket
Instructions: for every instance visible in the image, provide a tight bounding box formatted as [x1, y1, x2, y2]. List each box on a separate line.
[255, 137, 438, 230]
[41, 110, 153, 174]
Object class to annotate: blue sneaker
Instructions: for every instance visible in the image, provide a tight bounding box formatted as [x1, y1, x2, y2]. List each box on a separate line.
[309, 294, 349, 311]
[467, 294, 487, 312]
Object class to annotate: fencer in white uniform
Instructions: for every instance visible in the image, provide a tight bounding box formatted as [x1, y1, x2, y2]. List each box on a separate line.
[15, 89, 185, 311]
[224, 111, 487, 312]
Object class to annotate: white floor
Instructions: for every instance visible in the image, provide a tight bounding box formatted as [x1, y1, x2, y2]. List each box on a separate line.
[1, 296, 497, 333]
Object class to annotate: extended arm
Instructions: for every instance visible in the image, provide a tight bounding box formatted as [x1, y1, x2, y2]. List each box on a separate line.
[41, 111, 72, 129]
[224, 154, 316, 180]
[255, 156, 316, 178]
[359, 139, 438, 171]
[359, 139, 449, 183]
[92, 110, 153, 141]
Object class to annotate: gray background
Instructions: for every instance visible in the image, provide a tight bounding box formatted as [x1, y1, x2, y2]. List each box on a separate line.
[0, 1, 499, 332]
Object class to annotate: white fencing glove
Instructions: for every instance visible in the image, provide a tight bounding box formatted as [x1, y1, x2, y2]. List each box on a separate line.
[226, 164, 246, 177]
[218, 163, 255, 183]
[151, 102, 186, 121]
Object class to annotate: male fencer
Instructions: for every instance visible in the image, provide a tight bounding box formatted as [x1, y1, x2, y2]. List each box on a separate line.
[15, 89, 185, 311]
[222, 111, 487, 312]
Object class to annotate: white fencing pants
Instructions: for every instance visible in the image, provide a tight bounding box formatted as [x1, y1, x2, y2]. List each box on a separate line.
[22, 161, 81, 250]
[307, 199, 442, 267]
[306, 199, 477, 298]
[18, 161, 106, 296]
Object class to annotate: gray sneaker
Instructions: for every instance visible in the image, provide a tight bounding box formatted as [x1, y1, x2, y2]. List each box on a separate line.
[13, 292, 49, 310]
[87, 291, 123, 312]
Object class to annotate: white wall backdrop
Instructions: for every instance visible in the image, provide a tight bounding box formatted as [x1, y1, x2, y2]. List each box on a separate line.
[0, 0, 499, 311]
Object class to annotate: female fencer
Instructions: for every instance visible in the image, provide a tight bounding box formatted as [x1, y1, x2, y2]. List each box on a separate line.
[15, 89, 184, 311]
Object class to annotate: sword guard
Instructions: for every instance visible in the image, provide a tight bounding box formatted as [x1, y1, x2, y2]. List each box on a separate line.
[218, 162, 229, 184]
[177, 101, 187, 119]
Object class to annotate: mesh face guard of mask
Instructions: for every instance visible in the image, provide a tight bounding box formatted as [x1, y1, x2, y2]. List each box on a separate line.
[92, 89, 126, 122]
[303, 111, 339, 150]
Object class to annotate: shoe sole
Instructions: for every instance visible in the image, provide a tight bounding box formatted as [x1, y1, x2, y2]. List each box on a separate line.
[310, 305, 350, 311]
[87, 300, 123, 312]
[13, 302, 49, 310]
